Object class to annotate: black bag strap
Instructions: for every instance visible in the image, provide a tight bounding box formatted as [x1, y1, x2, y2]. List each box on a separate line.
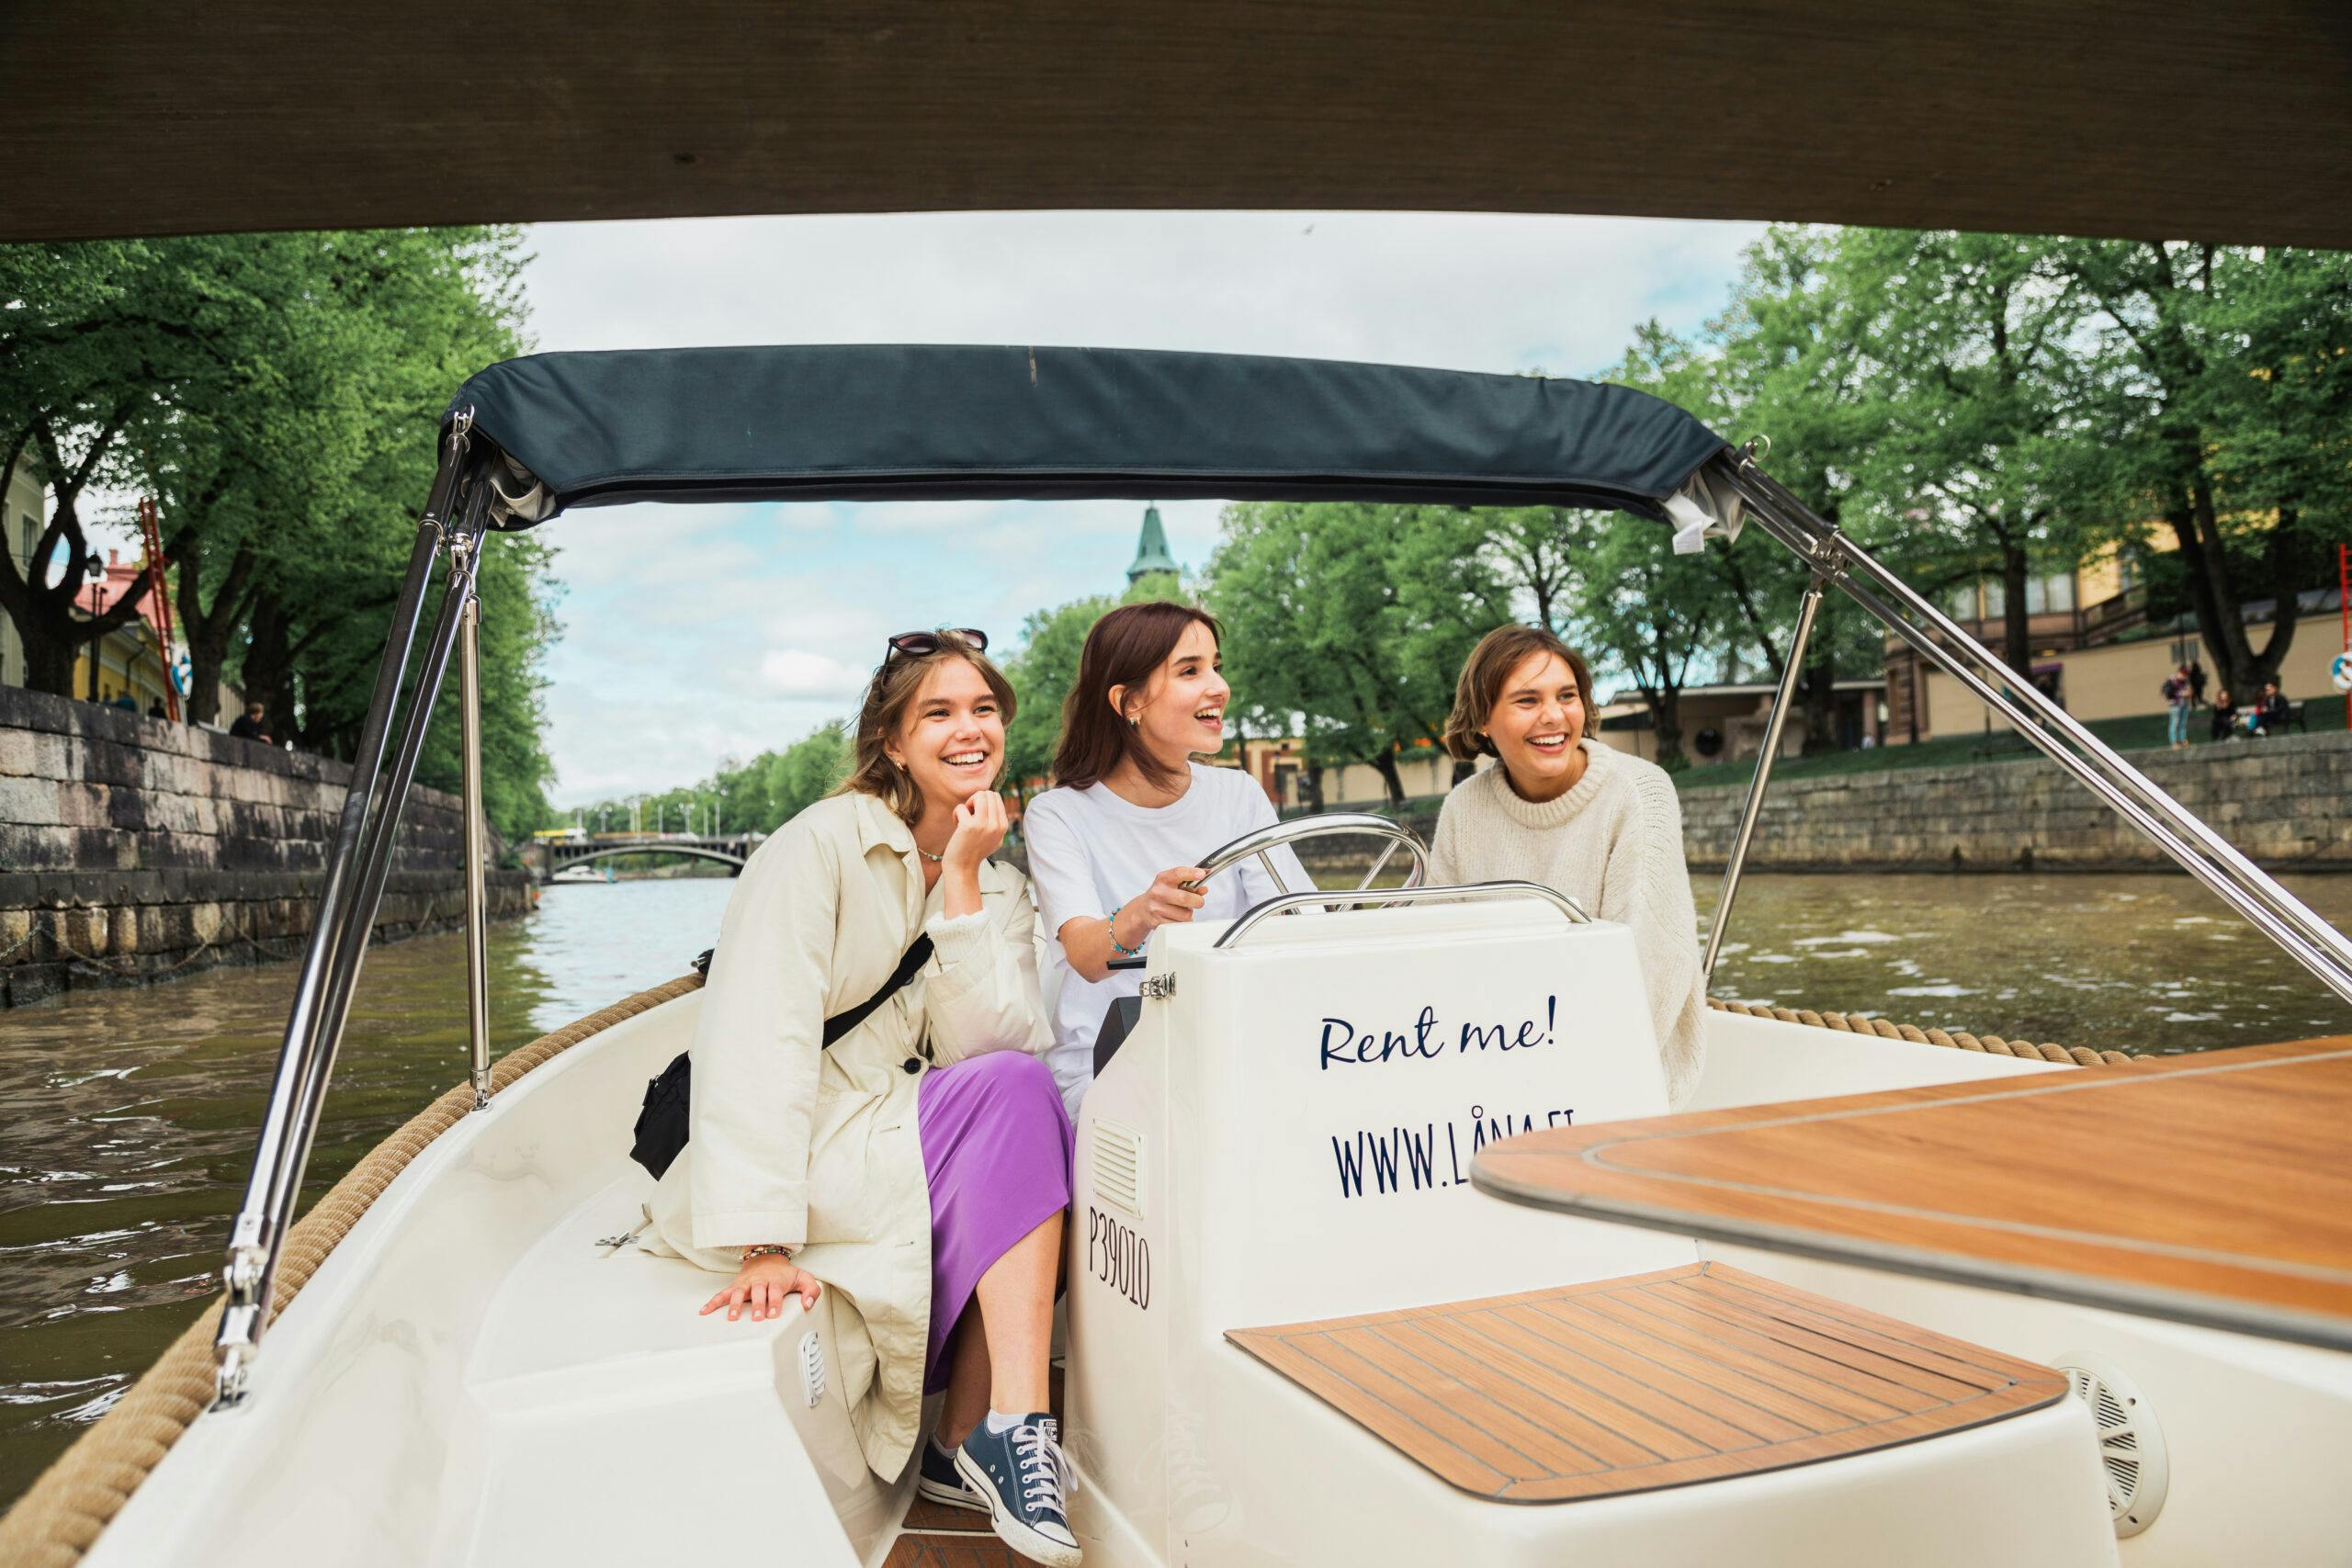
[822, 933, 935, 1045]
[686, 931, 934, 1047]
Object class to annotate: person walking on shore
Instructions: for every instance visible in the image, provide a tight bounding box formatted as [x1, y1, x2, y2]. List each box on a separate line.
[2164, 665, 2192, 749]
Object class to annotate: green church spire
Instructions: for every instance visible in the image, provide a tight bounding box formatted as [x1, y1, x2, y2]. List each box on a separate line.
[1126, 502, 1179, 585]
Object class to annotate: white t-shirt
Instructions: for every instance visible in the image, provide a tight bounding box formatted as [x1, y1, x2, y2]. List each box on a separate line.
[1023, 762, 1309, 1114]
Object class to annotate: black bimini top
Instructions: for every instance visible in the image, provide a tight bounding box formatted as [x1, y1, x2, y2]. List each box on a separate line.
[443, 344, 1732, 529]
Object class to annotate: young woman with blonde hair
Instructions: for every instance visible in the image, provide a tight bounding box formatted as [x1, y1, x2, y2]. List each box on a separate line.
[1427, 624, 1706, 1104]
[644, 628, 1080, 1566]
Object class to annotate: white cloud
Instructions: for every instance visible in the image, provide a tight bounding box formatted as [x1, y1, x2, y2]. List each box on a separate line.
[520, 209, 1769, 807]
[757, 648, 868, 700]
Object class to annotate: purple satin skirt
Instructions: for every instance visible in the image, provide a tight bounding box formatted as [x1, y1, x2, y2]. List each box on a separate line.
[917, 1050, 1074, 1393]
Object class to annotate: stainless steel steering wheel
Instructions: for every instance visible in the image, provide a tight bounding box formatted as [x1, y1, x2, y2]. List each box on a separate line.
[1183, 811, 1429, 896]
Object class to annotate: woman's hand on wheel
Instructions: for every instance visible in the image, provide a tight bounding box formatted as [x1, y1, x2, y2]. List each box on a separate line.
[701, 1255, 820, 1322]
[944, 790, 1009, 873]
[1136, 864, 1209, 930]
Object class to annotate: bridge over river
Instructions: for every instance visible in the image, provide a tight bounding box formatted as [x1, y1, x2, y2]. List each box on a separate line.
[524, 831, 760, 884]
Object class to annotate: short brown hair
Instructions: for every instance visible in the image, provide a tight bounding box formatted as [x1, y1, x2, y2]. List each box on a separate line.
[836, 632, 1017, 823]
[1442, 626, 1597, 761]
[1052, 601, 1224, 792]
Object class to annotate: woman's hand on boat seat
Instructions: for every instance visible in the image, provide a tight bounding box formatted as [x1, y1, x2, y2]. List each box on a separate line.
[701, 1255, 820, 1322]
[944, 790, 1010, 873]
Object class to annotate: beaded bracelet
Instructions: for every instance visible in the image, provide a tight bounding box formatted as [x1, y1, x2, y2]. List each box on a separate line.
[1106, 903, 1145, 959]
[741, 1243, 796, 1264]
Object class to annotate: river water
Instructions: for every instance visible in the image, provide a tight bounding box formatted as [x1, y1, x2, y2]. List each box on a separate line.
[3, 870, 2348, 1507]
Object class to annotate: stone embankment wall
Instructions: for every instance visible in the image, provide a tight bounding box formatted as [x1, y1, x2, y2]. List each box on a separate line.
[0, 683, 529, 1006]
[1677, 730, 2350, 873]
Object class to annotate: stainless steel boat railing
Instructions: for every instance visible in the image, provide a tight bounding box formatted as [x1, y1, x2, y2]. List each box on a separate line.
[1216, 880, 1591, 949]
[212, 416, 497, 1407]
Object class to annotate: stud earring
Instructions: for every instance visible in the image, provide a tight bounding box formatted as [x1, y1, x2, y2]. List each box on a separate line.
[1127, 716, 1140, 730]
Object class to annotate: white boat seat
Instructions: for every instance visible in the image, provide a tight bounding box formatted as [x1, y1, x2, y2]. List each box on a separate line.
[1225, 1261, 2067, 1504]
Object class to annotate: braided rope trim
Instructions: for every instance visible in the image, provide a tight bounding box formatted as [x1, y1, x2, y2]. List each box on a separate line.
[0, 972, 707, 1568]
[1708, 996, 2133, 1067]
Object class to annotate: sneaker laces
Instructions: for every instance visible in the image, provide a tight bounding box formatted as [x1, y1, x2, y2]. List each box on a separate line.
[1015, 1416, 1077, 1516]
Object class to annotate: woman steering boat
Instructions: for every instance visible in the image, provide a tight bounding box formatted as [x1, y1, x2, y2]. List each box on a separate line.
[1021, 602, 1309, 1116]
[1428, 624, 1707, 1104]
[646, 628, 1081, 1567]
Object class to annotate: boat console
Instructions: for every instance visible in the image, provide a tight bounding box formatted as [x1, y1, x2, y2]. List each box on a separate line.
[1066, 868, 2119, 1566]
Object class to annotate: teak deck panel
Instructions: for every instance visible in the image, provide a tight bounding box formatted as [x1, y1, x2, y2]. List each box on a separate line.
[1474, 1036, 2352, 1351]
[1225, 1263, 2066, 1503]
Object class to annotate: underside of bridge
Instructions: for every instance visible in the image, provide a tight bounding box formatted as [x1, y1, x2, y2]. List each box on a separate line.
[5, 2, 2347, 247]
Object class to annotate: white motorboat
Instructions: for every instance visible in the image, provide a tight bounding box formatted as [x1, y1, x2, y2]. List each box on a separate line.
[7, 345, 2346, 1568]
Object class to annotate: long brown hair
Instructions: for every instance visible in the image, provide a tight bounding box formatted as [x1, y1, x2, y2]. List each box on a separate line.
[835, 632, 1017, 823]
[1442, 625, 1597, 761]
[1052, 601, 1224, 792]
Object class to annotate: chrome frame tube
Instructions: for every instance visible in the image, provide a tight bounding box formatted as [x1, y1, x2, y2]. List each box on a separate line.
[271, 488, 491, 1254]
[458, 546, 492, 1111]
[1719, 456, 2352, 1004]
[1702, 573, 1825, 980]
[213, 423, 471, 1405]
[1216, 879, 1590, 950]
[213, 440, 486, 1407]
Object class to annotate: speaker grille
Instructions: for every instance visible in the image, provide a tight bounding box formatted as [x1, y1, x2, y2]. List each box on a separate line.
[2061, 1353, 2167, 1539]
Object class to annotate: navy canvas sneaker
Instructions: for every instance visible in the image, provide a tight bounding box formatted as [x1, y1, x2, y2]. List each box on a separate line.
[956, 1413, 1080, 1566]
[917, 1435, 985, 1512]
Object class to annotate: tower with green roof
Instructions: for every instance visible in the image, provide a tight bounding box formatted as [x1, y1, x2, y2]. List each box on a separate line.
[1125, 502, 1179, 585]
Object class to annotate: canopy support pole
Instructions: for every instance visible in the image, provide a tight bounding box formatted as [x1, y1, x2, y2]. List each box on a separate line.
[1702, 567, 1827, 981]
[214, 416, 485, 1409]
[458, 538, 492, 1111]
[1715, 453, 2352, 1006]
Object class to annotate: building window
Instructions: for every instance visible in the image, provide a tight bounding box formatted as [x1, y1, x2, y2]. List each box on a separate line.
[2116, 554, 2143, 592]
[2024, 572, 2075, 614]
[1982, 579, 2007, 619]
[1945, 582, 1979, 620]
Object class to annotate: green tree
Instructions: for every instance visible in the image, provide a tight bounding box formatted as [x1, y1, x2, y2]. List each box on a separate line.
[1705, 227, 1890, 751]
[2053, 240, 2352, 696]
[763, 723, 853, 827]
[1001, 591, 1115, 789]
[1209, 502, 1465, 806]
[1833, 229, 2083, 680]
[1579, 327, 1742, 768]
[0, 229, 555, 836]
[0, 240, 188, 694]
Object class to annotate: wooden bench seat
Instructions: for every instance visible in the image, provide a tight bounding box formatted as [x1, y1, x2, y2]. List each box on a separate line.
[1226, 1262, 2067, 1504]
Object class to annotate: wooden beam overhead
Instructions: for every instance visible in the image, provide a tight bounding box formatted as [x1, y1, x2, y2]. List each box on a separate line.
[5, 2, 2349, 246]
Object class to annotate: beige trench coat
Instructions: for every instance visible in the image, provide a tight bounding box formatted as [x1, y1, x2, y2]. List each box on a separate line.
[646, 788, 1054, 1480]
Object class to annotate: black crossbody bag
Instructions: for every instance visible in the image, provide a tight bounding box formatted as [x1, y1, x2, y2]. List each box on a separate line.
[628, 934, 935, 1179]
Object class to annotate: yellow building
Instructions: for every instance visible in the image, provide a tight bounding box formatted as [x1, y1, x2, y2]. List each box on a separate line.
[0, 461, 42, 689]
[1884, 531, 2346, 742]
[67, 551, 179, 716]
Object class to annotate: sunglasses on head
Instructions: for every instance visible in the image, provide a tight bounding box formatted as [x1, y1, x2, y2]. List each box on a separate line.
[885, 627, 989, 660]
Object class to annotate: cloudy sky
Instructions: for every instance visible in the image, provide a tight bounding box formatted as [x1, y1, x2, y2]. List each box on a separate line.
[520, 211, 1768, 807]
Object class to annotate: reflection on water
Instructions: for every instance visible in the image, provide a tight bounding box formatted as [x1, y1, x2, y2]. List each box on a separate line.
[0, 869, 2346, 1508]
[0, 877, 734, 1508]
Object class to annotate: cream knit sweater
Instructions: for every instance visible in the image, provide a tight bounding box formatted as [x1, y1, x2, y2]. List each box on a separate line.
[1426, 739, 1706, 1106]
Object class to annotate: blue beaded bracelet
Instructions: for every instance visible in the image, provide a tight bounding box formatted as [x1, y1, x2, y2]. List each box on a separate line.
[1106, 902, 1145, 958]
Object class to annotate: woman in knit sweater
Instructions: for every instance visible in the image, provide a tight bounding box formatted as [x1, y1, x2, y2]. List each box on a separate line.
[1425, 625, 1706, 1105]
